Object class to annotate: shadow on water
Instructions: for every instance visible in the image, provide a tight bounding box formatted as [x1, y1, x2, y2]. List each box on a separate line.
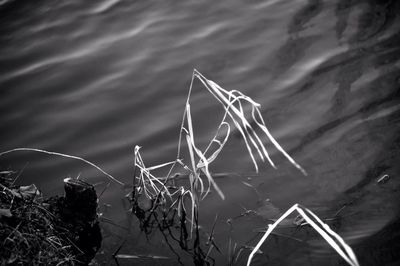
[287, 0, 400, 156]
[234, 0, 400, 265]
[354, 214, 400, 266]
[306, 1, 400, 265]
[269, 0, 323, 78]
[335, 129, 400, 266]
[289, 66, 400, 156]
[288, 0, 324, 35]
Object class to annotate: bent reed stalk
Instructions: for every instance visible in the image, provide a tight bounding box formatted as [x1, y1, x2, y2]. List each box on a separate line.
[247, 204, 359, 266]
[0, 148, 124, 186]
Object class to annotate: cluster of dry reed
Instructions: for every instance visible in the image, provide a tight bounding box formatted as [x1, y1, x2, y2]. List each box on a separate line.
[0, 70, 359, 265]
[128, 69, 359, 266]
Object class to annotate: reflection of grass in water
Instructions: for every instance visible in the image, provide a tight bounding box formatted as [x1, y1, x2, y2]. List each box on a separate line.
[0, 70, 358, 265]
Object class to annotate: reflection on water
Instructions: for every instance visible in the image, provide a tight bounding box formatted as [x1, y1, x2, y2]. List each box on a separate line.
[1, 0, 399, 265]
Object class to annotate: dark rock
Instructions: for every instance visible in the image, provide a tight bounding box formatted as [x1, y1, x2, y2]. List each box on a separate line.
[45, 178, 102, 265]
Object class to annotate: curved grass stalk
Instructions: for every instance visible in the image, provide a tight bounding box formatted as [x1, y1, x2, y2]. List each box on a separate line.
[198, 122, 230, 168]
[185, 104, 225, 200]
[252, 106, 307, 175]
[247, 204, 359, 266]
[192, 71, 277, 171]
[133, 146, 172, 199]
[0, 148, 124, 186]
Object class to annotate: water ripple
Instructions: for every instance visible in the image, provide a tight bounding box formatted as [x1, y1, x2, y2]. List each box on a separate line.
[90, 0, 121, 15]
[1, 1, 400, 264]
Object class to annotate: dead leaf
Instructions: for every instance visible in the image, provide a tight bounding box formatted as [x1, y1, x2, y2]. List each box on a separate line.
[18, 184, 40, 199]
[0, 208, 12, 218]
[256, 199, 281, 219]
[0, 171, 15, 175]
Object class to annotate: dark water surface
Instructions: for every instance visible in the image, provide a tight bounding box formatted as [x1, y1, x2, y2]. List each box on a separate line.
[1, 0, 400, 265]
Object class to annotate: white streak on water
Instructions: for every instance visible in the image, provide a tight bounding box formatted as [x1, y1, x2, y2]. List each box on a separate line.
[251, 0, 281, 10]
[1, 18, 158, 81]
[364, 104, 400, 122]
[0, 0, 11, 6]
[318, 103, 400, 150]
[276, 45, 350, 91]
[90, 0, 120, 14]
[65, 71, 127, 101]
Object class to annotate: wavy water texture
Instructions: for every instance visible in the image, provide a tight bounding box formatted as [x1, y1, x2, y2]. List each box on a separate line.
[0, 0, 399, 265]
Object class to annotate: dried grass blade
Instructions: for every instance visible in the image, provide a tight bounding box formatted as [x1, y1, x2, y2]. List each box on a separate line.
[185, 103, 225, 199]
[199, 122, 230, 168]
[252, 108, 307, 175]
[0, 148, 124, 186]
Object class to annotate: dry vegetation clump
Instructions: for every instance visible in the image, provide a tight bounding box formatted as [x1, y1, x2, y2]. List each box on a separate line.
[0, 171, 100, 265]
